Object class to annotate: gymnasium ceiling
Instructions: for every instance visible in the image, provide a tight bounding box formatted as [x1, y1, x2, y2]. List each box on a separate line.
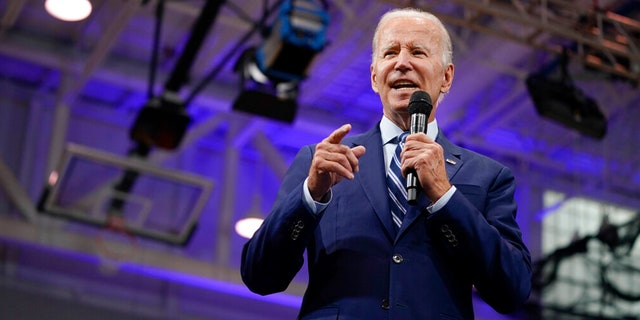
[0, 0, 639, 317]
[1, 0, 638, 190]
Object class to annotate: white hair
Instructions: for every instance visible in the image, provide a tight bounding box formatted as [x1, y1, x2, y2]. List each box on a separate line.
[371, 7, 453, 68]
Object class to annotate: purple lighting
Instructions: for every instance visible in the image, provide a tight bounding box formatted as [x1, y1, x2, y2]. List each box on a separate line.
[551, 148, 605, 176]
[118, 262, 303, 308]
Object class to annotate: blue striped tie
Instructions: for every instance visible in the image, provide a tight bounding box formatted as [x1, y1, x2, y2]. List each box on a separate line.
[387, 132, 409, 230]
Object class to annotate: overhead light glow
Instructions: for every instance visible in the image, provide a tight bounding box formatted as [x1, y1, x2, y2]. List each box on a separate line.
[234, 217, 264, 239]
[45, 0, 93, 22]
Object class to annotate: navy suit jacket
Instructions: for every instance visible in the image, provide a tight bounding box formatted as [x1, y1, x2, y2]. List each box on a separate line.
[241, 124, 532, 319]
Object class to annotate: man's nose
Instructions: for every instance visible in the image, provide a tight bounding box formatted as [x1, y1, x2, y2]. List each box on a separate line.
[394, 50, 412, 71]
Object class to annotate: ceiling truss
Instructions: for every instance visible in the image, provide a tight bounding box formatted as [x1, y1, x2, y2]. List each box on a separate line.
[384, 0, 640, 83]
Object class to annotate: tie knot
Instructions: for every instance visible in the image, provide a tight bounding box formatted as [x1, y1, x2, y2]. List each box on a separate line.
[391, 132, 409, 144]
[393, 132, 409, 147]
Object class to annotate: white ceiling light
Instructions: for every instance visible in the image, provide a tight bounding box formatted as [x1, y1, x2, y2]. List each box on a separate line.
[45, 0, 93, 22]
[234, 217, 264, 239]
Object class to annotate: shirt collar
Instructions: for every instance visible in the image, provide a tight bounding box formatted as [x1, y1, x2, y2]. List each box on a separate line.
[380, 115, 439, 145]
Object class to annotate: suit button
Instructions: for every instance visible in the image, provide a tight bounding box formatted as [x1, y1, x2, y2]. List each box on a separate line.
[290, 220, 305, 240]
[381, 298, 390, 310]
[440, 224, 458, 247]
[392, 254, 403, 264]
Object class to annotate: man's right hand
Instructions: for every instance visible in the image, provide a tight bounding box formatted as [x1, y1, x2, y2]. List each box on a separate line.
[307, 124, 366, 201]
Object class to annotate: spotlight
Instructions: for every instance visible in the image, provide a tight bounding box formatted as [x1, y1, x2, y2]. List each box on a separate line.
[256, 0, 329, 82]
[526, 73, 607, 139]
[130, 94, 192, 150]
[45, 0, 92, 22]
[235, 217, 264, 239]
[233, 0, 329, 123]
[526, 51, 607, 139]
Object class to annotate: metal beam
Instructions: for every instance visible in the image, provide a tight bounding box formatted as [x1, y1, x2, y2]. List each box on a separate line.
[382, 0, 640, 82]
[0, 156, 37, 221]
[0, 0, 26, 34]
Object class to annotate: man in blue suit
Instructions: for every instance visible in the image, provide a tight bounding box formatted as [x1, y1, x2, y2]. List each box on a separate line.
[241, 7, 532, 319]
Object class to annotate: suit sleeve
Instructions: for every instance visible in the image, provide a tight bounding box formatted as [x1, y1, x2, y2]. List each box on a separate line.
[427, 165, 532, 314]
[240, 145, 319, 295]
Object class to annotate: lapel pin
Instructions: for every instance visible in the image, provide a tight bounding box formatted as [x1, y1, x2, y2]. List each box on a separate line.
[446, 158, 457, 165]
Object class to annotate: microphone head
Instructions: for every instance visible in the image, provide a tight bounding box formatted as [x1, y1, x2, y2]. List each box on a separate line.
[408, 91, 433, 115]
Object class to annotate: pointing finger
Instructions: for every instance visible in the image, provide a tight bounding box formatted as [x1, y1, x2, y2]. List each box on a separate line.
[323, 124, 352, 144]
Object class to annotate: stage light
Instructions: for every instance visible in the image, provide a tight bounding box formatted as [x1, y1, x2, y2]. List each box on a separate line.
[129, 95, 192, 150]
[526, 51, 607, 139]
[256, 0, 329, 82]
[235, 217, 264, 239]
[45, 0, 92, 22]
[233, 0, 329, 123]
[526, 73, 607, 139]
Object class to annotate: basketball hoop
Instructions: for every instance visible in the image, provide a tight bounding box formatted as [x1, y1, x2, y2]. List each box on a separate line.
[96, 214, 138, 274]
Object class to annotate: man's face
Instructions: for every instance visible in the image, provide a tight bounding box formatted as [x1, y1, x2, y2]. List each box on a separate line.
[370, 16, 454, 130]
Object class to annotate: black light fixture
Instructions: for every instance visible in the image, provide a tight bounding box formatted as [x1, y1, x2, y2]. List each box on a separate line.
[130, 0, 224, 151]
[233, 0, 329, 123]
[526, 49, 607, 139]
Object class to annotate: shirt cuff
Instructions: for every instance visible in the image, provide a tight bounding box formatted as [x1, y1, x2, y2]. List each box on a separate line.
[426, 185, 457, 214]
[303, 177, 331, 215]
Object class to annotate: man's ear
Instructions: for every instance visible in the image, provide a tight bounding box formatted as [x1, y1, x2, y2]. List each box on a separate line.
[441, 63, 454, 94]
[370, 64, 379, 94]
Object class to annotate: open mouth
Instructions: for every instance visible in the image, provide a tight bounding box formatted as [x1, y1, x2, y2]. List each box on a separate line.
[391, 81, 418, 90]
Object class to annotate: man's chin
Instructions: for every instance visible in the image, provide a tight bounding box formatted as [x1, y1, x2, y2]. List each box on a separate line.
[390, 94, 413, 107]
[389, 103, 410, 115]
[391, 89, 418, 101]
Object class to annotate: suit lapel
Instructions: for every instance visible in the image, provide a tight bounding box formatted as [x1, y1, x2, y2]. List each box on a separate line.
[398, 131, 463, 238]
[437, 132, 463, 181]
[347, 125, 396, 242]
[346, 127, 464, 241]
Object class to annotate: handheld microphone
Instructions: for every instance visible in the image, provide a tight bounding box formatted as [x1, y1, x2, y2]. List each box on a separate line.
[407, 90, 433, 205]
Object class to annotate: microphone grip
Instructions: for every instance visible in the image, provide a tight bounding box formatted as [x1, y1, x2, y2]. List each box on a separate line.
[410, 113, 427, 135]
[407, 171, 419, 205]
[407, 113, 427, 205]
